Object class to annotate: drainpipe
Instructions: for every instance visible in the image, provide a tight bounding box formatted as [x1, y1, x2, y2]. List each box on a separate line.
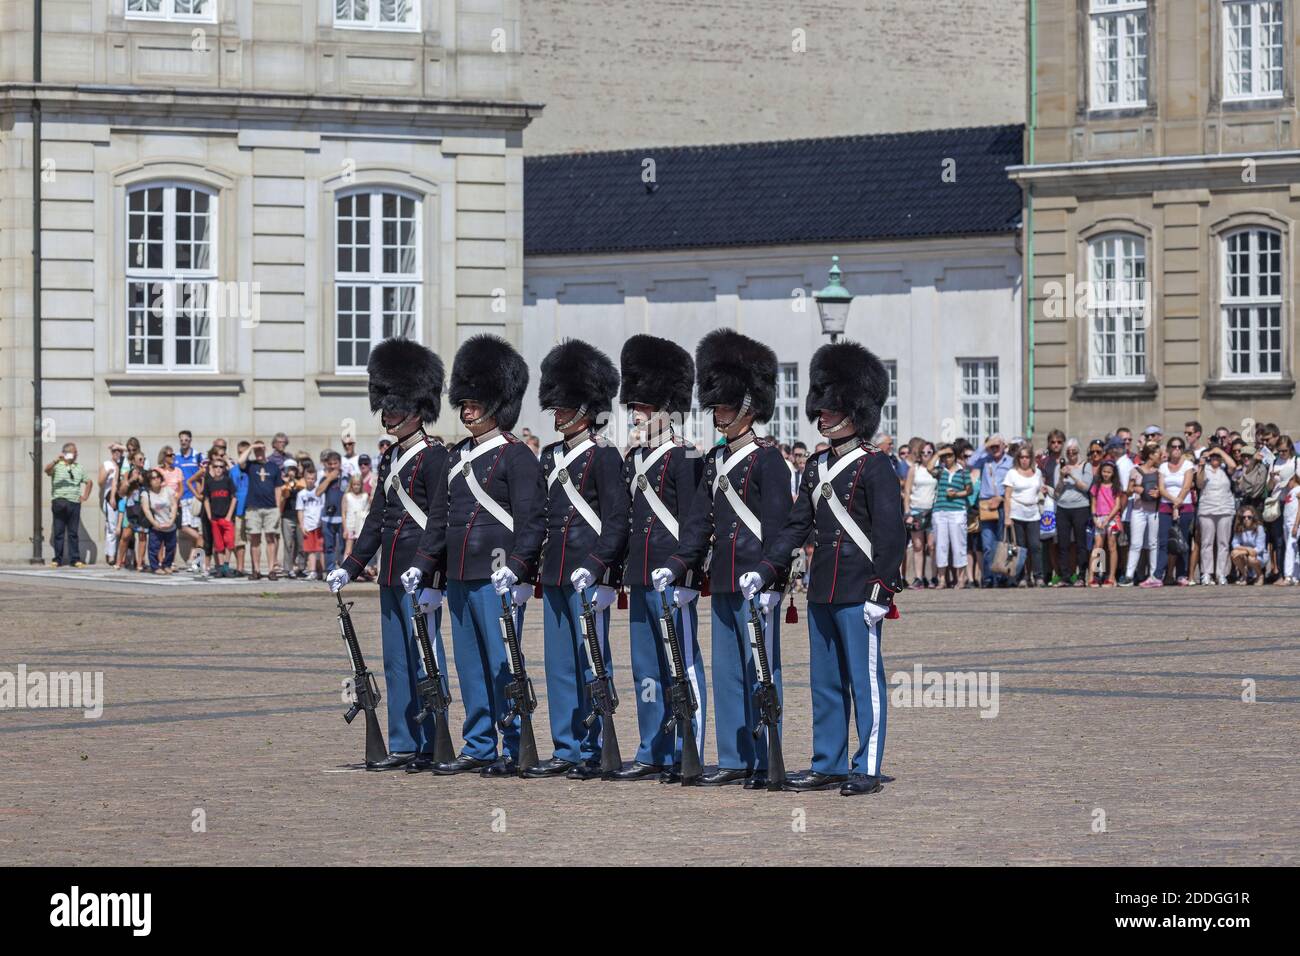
[1024, 0, 1038, 440]
[30, 0, 44, 563]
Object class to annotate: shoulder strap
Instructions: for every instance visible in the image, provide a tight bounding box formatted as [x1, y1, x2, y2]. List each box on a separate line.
[448, 435, 514, 531]
[631, 443, 680, 539]
[548, 439, 601, 533]
[714, 446, 762, 541]
[816, 448, 872, 560]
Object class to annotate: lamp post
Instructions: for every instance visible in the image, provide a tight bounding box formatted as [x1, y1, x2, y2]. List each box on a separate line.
[813, 255, 853, 343]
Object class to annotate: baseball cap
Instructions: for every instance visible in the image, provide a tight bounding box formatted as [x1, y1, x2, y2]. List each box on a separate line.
[1143, 425, 1162, 436]
[1241, 444, 1258, 456]
[358, 454, 371, 466]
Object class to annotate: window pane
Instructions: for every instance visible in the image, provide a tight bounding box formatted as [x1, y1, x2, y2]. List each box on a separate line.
[381, 285, 417, 339]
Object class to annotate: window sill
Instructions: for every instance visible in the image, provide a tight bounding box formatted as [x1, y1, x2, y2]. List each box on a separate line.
[1203, 377, 1295, 400]
[105, 375, 245, 397]
[1070, 379, 1159, 401]
[315, 375, 369, 397]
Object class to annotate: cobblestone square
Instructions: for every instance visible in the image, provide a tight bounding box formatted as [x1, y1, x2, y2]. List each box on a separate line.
[0, 569, 1296, 866]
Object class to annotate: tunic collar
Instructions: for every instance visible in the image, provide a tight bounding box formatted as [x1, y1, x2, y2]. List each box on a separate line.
[564, 429, 595, 451]
[726, 430, 756, 454]
[397, 428, 428, 452]
[473, 427, 502, 446]
[831, 432, 862, 457]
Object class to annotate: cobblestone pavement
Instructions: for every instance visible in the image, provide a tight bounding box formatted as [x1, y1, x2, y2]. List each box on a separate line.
[1, 567, 1296, 866]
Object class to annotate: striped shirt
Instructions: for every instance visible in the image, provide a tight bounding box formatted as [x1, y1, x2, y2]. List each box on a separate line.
[933, 466, 972, 512]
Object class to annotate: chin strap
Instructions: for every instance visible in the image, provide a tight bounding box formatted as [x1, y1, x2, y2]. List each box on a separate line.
[713, 392, 752, 431]
[554, 404, 589, 432]
[818, 414, 853, 438]
[461, 402, 492, 428]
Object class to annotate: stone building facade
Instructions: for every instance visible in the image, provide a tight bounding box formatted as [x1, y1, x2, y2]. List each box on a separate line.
[519, 0, 1026, 154]
[1011, 0, 1300, 442]
[0, 0, 533, 562]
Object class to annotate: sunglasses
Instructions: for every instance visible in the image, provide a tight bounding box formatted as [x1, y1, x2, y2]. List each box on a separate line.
[1170, 443, 1184, 450]
[1089, 448, 1103, 456]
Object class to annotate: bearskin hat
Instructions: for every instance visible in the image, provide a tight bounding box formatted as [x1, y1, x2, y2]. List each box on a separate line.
[448, 334, 529, 432]
[695, 328, 779, 424]
[538, 339, 620, 423]
[805, 340, 890, 439]
[366, 338, 444, 424]
[619, 334, 695, 416]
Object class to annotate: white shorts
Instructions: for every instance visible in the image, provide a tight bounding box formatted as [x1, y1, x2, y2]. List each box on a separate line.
[181, 498, 203, 529]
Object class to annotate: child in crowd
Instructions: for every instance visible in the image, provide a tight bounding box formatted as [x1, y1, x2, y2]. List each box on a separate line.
[1088, 459, 1124, 587]
[296, 463, 325, 581]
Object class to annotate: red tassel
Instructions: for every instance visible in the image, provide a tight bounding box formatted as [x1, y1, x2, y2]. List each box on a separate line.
[534, 581, 543, 600]
[785, 596, 798, 624]
[617, 588, 628, 610]
[886, 604, 900, 620]
[701, 576, 711, 598]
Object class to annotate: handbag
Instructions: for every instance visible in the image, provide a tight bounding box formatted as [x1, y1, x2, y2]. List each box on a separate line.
[1167, 518, 1188, 555]
[1262, 493, 1282, 523]
[990, 527, 1020, 577]
[978, 497, 1001, 522]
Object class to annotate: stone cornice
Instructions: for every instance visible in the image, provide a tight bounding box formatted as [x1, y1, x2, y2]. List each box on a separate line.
[0, 83, 542, 133]
[1008, 152, 1300, 197]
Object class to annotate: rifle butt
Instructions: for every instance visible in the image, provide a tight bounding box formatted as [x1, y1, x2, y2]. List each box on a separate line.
[766, 725, 786, 791]
[362, 706, 388, 766]
[431, 710, 457, 765]
[599, 716, 623, 776]
[517, 715, 540, 775]
[679, 716, 703, 784]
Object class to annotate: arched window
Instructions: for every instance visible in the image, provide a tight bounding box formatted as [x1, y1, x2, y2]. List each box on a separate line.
[1221, 228, 1283, 378]
[1087, 233, 1147, 381]
[126, 183, 217, 371]
[335, 189, 422, 372]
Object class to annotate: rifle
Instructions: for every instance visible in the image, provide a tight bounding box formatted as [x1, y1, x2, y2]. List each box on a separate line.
[657, 588, 703, 785]
[578, 586, 622, 777]
[411, 598, 456, 765]
[336, 592, 387, 766]
[497, 590, 540, 775]
[745, 597, 785, 791]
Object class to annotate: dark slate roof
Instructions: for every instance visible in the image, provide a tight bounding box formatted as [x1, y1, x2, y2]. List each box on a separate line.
[524, 124, 1024, 256]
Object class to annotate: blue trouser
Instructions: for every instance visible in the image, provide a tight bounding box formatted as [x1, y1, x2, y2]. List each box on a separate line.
[807, 602, 887, 777]
[980, 508, 1006, 583]
[541, 585, 613, 764]
[323, 521, 344, 572]
[446, 579, 524, 762]
[626, 585, 706, 768]
[377, 585, 447, 754]
[148, 526, 177, 570]
[1154, 509, 1195, 581]
[710, 592, 782, 772]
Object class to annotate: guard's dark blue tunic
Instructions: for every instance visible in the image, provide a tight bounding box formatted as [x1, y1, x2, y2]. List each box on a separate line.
[343, 431, 448, 588]
[622, 436, 706, 589]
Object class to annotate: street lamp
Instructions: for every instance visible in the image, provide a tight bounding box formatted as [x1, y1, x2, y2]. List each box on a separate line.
[813, 255, 853, 343]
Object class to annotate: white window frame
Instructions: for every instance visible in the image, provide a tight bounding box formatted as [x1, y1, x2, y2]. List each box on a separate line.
[125, 0, 218, 23]
[1223, 0, 1285, 102]
[1089, 0, 1149, 110]
[333, 0, 421, 32]
[1087, 233, 1148, 383]
[125, 182, 219, 373]
[880, 361, 898, 439]
[334, 188, 423, 374]
[1221, 227, 1284, 380]
[765, 362, 800, 446]
[958, 359, 1000, 445]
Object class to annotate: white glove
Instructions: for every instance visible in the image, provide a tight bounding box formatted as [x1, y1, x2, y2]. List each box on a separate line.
[511, 584, 533, 607]
[491, 566, 518, 596]
[757, 591, 781, 614]
[592, 584, 616, 612]
[416, 587, 443, 613]
[863, 601, 890, 626]
[651, 567, 674, 592]
[739, 571, 762, 600]
[570, 567, 594, 593]
[326, 568, 350, 593]
[400, 566, 422, 594]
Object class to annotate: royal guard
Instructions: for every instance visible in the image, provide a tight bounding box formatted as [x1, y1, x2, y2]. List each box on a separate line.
[403, 335, 546, 778]
[611, 334, 707, 783]
[327, 338, 449, 772]
[509, 340, 630, 780]
[653, 328, 793, 789]
[740, 340, 905, 796]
